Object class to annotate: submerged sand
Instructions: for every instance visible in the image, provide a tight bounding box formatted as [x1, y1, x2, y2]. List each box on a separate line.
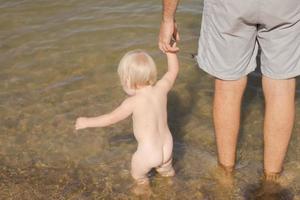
[0, 0, 299, 199]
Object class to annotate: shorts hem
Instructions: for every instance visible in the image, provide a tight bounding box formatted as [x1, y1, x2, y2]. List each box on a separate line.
[196, 56, 256, 81]
[261, 69, 300, 80]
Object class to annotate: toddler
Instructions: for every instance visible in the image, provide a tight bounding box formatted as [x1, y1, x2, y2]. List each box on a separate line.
[75, 49, 179, 191]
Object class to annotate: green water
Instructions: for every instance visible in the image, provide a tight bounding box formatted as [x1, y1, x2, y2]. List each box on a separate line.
[0, 0, 300, 199]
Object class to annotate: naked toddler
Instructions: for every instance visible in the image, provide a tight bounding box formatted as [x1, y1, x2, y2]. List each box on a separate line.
[75, 49, 179, 189]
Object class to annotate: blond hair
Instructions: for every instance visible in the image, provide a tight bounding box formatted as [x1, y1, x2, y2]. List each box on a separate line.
[118, 50, 157, 89]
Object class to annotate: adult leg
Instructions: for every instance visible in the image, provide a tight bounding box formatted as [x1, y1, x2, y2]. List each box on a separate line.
[262, 76, 295, 176]
[214, 76, 248, 170]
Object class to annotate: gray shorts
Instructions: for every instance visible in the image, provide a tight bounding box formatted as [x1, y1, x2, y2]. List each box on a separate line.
[196, 0, 300, 80]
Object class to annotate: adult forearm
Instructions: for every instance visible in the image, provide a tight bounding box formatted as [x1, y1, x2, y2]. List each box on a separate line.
[163, 0, 179, 22]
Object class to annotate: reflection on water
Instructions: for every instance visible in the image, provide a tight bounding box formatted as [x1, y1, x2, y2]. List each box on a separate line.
[0, 0, 300, 199]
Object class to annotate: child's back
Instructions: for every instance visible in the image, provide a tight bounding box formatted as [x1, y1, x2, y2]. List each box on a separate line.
[130, 84, 174, 182]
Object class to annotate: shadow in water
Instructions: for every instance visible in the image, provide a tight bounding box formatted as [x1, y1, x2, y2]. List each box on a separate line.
[167, 56, 209, 167]
[167, 90, 191, 167]
[244, 181, 294, 200]
[238, 49, 264, 160]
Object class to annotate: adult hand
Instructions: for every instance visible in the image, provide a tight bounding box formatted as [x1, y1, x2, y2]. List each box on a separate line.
[159, 20, 180, 53]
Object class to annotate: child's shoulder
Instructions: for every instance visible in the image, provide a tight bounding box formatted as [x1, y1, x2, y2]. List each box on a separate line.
[124, 95, 137, 103]
[153, 79, 170, 94]
[121, 96, 137, 109]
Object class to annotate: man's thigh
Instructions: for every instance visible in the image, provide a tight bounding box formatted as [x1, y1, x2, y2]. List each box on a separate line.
[258, 0, 300, 79]
[196, 0, 259, 80]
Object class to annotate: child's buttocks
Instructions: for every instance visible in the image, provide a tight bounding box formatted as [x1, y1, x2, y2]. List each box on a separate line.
[136, 141, 165, 167]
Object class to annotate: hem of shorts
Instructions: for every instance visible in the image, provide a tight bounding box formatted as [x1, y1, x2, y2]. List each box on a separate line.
[196, 56, 257, 81]
[261, 69, 300, 80]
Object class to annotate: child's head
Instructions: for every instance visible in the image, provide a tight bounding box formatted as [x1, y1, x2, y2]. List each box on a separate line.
[118, 50, 157, 93]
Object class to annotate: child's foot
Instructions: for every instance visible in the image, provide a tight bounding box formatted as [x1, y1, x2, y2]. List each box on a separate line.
[131, 178, 152, 196]
[156, 166, 175, 177]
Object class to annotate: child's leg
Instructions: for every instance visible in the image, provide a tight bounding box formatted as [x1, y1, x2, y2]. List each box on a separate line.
[131, 152, 152, 185]
[156, 158, 175, 177]
[131, 152, 153, 196]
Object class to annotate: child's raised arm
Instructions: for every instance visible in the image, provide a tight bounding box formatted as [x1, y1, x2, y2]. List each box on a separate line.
[157, 51, 179, 92]
[75, 97, 134, 130]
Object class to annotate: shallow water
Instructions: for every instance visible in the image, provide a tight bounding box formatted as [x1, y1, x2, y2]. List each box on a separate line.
[0, 0, 300, 199]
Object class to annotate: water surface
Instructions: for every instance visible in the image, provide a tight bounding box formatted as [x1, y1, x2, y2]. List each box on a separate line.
[0, 0, 300, 199]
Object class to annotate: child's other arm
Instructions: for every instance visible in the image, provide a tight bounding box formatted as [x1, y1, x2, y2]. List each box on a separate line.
[75, 98, 134, 130]
[157, 52, 179, 92]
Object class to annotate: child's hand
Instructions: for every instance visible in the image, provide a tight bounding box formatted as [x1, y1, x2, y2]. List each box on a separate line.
[166, 41, 178, 55]
[75, 117, 88, 130]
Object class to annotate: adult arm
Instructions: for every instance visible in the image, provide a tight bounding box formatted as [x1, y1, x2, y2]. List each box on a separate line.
[159, 0, 180, 53]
